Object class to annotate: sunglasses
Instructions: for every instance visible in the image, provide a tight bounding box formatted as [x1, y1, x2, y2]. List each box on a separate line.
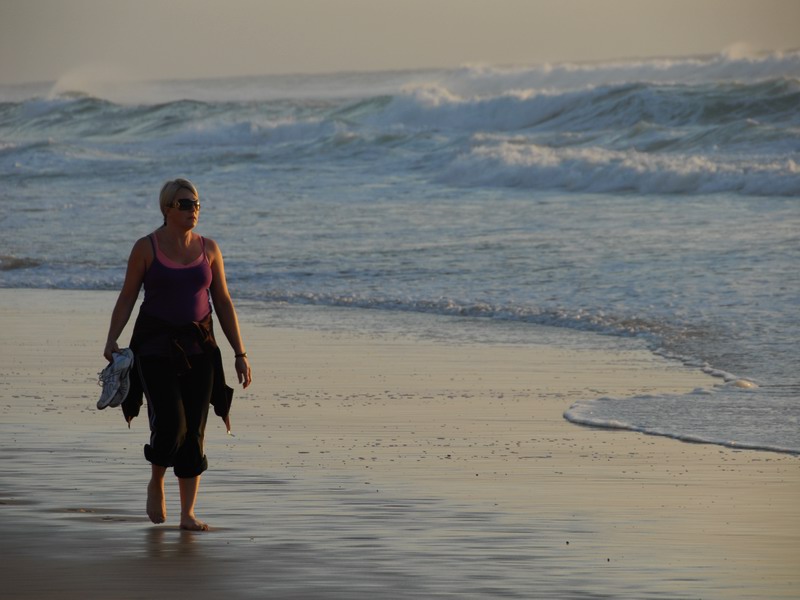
[173, 198, 200, 211]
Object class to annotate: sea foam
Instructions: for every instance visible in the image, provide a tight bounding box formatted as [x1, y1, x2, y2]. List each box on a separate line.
[437, 143, 800, 196]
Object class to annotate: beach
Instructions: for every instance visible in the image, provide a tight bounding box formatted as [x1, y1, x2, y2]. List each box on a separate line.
[1, 288, 797, 599]
[3, 56, 800, 455]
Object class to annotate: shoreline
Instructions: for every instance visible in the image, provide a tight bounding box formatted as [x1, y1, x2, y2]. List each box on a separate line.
[1, 288, 798, 599]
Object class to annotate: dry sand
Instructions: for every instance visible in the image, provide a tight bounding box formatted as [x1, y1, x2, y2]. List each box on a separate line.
[0, 288, 797, 599]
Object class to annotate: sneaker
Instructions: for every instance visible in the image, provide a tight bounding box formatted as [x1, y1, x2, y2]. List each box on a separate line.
[97, 349, 134, 410]
[108, 361, 132, 408]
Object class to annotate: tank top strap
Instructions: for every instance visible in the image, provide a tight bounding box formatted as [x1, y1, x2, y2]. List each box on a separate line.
[150, 232, 165, 265]
[200, 236, 209, 263]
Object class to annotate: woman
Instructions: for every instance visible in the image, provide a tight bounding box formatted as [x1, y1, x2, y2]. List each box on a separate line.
[104, 178, 252, 531]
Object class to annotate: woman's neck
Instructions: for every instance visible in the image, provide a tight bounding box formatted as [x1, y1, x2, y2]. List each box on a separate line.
[159, 224, 194, 247]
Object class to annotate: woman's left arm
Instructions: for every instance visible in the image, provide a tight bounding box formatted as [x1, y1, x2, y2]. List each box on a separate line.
[207, 237, 252, 388]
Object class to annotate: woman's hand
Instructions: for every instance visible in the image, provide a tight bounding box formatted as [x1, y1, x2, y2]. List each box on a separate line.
[104, 340, 121, 362]
[235, 356, 252, 388]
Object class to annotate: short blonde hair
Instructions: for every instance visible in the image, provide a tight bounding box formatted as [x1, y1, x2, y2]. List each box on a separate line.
[159, 178, 198, 223]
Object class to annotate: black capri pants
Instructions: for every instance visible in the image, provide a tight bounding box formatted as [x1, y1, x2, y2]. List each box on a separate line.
[138, 353, 213, 478]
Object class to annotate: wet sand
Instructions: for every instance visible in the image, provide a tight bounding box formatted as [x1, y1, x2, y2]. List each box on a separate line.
[1, 289, 798, 599]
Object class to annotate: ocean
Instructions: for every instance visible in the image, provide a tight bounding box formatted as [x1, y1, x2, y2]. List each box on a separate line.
[1, 51, 798, 455]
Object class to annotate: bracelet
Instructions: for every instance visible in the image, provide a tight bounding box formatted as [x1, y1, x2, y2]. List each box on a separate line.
[235, 352, 248, 358]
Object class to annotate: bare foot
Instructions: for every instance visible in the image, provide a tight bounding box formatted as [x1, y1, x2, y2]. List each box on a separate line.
[180, 514, 209, 531]
[146, 478, 166, 524]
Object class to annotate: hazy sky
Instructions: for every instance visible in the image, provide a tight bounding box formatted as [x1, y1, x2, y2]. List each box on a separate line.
[1, 0, 798, 85]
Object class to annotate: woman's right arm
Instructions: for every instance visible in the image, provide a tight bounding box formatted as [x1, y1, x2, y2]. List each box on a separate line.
[103, 237, 150, 361]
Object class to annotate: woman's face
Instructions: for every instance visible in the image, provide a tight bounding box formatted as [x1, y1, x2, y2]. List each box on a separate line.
[166, 189, 200, 229]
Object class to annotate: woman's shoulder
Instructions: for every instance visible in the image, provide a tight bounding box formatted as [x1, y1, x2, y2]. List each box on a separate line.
[132, 234, 153, 251]
[129, 234, 156, 260]
[201, 235, 221, 253]
[198, 235, 221, 265]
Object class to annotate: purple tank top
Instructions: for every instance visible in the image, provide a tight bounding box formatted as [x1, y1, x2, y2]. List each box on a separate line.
[141, 233, 212, 325]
